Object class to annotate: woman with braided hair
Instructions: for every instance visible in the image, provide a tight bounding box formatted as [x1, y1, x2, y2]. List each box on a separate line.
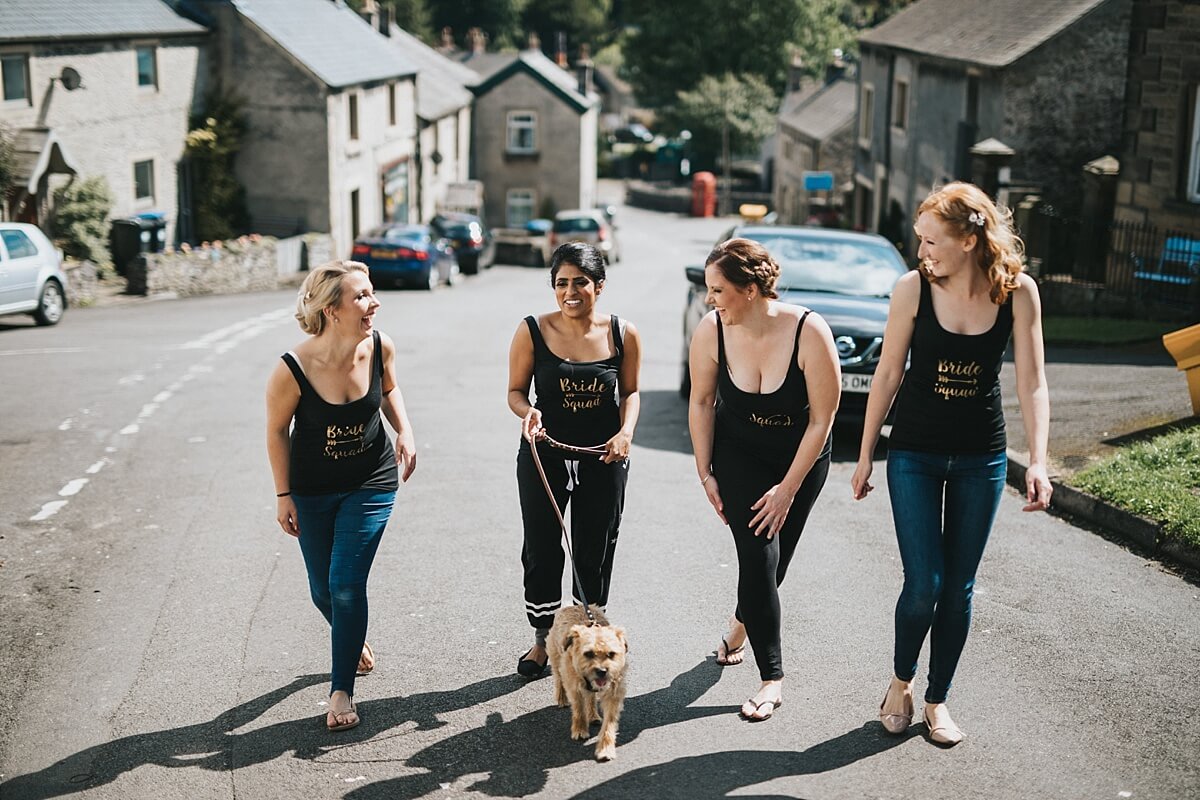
[851, 182, 1051, 746]
[688, 237, 841, 721]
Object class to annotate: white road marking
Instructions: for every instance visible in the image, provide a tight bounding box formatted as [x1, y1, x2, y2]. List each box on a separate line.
[59, 479, 88, 496]
[58, 418, 73, 431]
[30, 501, 68, 521]
[0, 347, 87, 357]
[86, 459, 108, 474]
[117, 373, 145, 386]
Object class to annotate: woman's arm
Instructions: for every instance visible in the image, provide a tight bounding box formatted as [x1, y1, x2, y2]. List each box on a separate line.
[265, 360, 301, 536]
[507, 321, 542, 441]
[748, 312, 841, 538]
[687, 312, 726, 524]
[379, 332, 417, 482]
[851, 271, 920, 500]
[603, 320, 642, 463]
[1011, 273, 1052, 511]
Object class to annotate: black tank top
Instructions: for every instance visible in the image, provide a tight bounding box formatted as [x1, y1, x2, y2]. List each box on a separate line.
[281, 331, 399, 495]
[889, 277, 1014, 454]
[525, 314, 623, 448]
[715, 311, 832, 461]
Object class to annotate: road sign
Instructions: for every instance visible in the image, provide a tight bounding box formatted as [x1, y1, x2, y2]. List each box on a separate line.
[802, 171, 835, 191]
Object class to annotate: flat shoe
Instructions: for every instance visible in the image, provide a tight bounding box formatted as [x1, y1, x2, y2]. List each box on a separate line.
[516, 647, 547, 679]
[879, 688, 913, 734]
[715, 635, 746, 666]
[327, 701, 359, 732]
[740, 697, 782, 722]
[356, 642, 375, 676]
[924, 707, 964, 746]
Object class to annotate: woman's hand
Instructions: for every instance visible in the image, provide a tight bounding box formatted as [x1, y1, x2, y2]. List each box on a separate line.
[702, 474, 727, 525]
[851, 458, 875, 501]
[395, 431, 417, 482]
[277, 496, 300, 537]
[1023, 462, 1052, 512]
[602, 430, 632, 463]
[749, 484, 796, 539]
[521, 408, 544, 442]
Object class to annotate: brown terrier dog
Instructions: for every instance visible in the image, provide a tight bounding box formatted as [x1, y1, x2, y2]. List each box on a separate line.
[547, 604, 629, 761]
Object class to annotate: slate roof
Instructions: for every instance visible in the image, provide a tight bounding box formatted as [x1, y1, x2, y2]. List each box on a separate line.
[385, 24, 475, 121]
[779, 77, 857, 143]
[231, 0, 415, 89]
[858, 0, 1112, 68]
[462, 48, 597, 112]
[0, 0, 207, 41]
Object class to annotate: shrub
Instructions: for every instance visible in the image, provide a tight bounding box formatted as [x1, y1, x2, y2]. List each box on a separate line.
[53, 176, 114, 264]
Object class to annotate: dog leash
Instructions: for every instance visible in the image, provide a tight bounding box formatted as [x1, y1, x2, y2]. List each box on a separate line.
[528, 429, 608, 626]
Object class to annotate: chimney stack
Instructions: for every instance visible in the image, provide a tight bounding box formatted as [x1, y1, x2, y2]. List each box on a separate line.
[576, 43, 594, 97]
[526, 30, 540, 51]
[439, 27, 454, 53]
[467, 27, 487, 55]
[555, 31, 568, 68]
[824, 48, 848, 84]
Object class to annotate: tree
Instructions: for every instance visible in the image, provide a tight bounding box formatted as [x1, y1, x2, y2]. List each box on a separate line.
[53, 176, 113, 264]
[0, 122, 16, 204]
[520, 0, 613, 60]
[673, 73, 778, 213]
[185, 94, 249, 242]
[345, 0, 436, 43]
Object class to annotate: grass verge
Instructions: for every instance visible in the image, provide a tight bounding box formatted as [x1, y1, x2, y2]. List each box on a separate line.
[1041, 316, 1177, 346]
[1071, 425, 1200, 549]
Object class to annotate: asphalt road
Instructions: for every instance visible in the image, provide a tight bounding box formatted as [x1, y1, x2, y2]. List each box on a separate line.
[1, 202, 1198, 800]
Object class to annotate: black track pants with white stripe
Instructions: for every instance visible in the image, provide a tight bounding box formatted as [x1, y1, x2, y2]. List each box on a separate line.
[516, 438, 629, 628]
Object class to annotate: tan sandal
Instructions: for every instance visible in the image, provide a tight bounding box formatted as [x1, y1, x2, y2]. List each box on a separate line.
[327, 700, 359, 732]
[356, 642, 375, 676]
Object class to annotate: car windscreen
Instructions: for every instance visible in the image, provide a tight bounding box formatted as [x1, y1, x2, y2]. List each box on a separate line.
[370, 227, 427, 245]
[752, 235, 906, 296]
[554, 217, 600, 233]
[441, 224, 477, 238]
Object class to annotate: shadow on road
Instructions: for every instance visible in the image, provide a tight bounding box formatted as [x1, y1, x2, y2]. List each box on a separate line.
[1101, 415, 1200, 447]
[0, 673, 525, 799]
[565, 723, 918, 800]
[345, 658, 727, 800]
[636, 389, 884, 464]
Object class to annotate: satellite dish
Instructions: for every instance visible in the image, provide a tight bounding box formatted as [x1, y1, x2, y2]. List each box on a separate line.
[59, 67, 82, 91]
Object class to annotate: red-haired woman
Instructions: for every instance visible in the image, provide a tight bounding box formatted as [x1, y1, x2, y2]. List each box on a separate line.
[851, 182, 1052, 746]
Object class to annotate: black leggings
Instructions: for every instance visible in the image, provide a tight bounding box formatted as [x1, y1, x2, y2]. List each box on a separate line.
[713, 440, 830, 681]
[516, 439, 629, 628]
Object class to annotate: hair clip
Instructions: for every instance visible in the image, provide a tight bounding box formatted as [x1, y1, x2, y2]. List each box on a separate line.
[968, 211, 986, 228]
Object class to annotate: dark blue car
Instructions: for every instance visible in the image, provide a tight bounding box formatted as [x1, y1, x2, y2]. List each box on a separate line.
[681, 225, 909, 419]
[352, 224, 459, 290]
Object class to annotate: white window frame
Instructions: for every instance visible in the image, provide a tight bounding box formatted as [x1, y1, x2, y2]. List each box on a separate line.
[1188, 85, 1200, 203]
[506, 110, 537, 154]
[859, 83, 875, 147]
[892, 78, 909, 132]
[506, 188, 536, 227]
[133, 159, 155, 206]
[1, 52, 30, 103]
[135, 44, 158, 90]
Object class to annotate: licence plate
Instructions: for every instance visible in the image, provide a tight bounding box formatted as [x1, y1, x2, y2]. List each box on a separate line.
[842, 373, 873, 393]
[370, 248, 398, 259]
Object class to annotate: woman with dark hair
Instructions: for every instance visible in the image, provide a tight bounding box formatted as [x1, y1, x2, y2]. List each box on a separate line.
[852, 182, 1051, 746]
[688, 238, 840, 721]
[506, 242, 643, 678]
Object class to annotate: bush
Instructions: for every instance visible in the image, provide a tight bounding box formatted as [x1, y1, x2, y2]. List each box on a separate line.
[53, 176, 114, 265]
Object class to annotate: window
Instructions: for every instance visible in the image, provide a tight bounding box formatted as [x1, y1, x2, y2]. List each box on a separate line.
[892, 79, 909, 131]
[859, 84, 874, 144]
[506, 111, 537, 153]
[349, 93, 359, 141]
[1, 53, 29, 102]
[388, 83, 397, 126]
[133, 159, 155, 202]
[350, 189, 361, 238]
[506, 189, 535, 227]
[432, 122, 440, 176]
[136, 46, 157, 89]
[1, 229, 38, 259]
[1188, 85, 1200, 203]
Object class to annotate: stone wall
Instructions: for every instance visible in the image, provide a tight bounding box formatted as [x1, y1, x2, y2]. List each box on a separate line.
[125, 233, 334, 296]
[63, 260, 98, 307]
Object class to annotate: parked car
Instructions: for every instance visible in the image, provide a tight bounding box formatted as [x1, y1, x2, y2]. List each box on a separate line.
[431, 212, 495, 275]
[551, 209, 620, 264]
[0, 222, 68, 326]
[680, 225, 909, 418]
[351, 224, 458, 290]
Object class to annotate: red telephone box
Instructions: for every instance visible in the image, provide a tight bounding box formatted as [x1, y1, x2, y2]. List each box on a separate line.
[691, 171, 717, 217]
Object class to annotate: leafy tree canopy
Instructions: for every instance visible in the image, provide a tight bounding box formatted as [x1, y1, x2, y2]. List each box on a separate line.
[520, 0, 613, 60]
[669, 72, 778, 169]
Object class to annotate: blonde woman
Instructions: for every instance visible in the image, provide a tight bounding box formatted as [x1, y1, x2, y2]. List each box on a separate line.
[266, 261, 417, 732]
[851, 183, 1051, 746]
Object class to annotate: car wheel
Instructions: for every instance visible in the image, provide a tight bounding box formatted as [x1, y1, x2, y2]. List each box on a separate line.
[446, 260, 461, 287]
[33, 279, 65, 326]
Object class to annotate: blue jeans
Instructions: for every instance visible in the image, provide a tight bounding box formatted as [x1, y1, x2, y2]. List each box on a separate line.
[886, 449, 1006, 703]
[292, 488, 395, 696]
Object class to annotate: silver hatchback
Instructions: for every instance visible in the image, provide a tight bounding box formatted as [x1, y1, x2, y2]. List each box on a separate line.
[0, 222, 68, 326]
